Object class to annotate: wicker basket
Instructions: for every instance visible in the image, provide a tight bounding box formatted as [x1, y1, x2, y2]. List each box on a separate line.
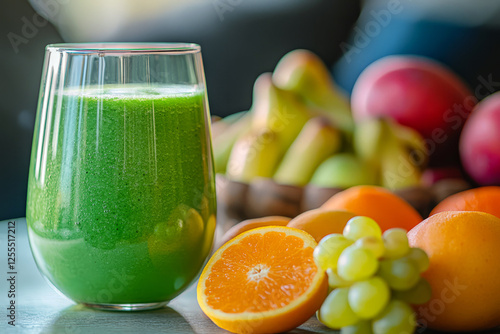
[215, 174, 472, 239]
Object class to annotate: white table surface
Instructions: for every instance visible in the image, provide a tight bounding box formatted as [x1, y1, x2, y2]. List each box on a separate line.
[0, 218, 339, 334]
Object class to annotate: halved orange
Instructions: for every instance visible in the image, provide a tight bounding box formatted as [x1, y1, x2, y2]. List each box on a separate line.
[197, 226, 328, 334]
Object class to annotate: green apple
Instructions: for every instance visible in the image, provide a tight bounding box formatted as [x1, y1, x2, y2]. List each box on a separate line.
[310, 153, 376, 188]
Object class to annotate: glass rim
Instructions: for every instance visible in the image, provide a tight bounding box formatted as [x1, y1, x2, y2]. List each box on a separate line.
[46, 43, 201, 55]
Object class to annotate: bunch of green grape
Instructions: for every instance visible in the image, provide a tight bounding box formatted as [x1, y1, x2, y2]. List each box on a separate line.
[314, 216, 431, 334]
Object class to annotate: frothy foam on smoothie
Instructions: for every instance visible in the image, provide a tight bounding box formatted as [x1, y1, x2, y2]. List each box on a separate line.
[64, 84, 203, 99]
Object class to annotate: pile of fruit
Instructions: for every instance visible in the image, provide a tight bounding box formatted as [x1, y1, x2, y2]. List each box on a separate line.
[213, 50, 430, 191]
[197, 185, 500, 334]
[213, 49, 500, 223]
[201, 49, 500, 334]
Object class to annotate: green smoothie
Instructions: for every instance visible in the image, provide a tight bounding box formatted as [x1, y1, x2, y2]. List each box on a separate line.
[26, 85, 216, 305]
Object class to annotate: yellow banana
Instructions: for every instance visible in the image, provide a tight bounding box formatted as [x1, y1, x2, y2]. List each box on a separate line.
[391, 122, 428, 170]
[272, 49, 353, 132]
[353, 118, 425, 190]
[380, 139, 422, 190]
[353, 118, 392, 166]
[212, 111, 252, 174]
[251, 73, 313, 153]
[273, 117, 341, 186]
[225, 128, 282, 183]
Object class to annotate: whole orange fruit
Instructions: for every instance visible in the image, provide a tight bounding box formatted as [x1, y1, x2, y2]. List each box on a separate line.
[218, 216, 291, 247]
[287, 209, 356, 242]
[408, 211, 500, 332]
[430, 186, 500, 218]
[198, 226, 328, 334]
[321, 185, 422, 232]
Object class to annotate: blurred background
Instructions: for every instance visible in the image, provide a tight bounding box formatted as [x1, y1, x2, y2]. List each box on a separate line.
[1, 0, 499, 220]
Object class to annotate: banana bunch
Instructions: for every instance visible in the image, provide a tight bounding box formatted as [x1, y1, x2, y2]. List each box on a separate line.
[212, 50, 428, 191]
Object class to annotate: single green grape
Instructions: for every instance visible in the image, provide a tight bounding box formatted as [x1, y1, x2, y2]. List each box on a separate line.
[393, 278, 432, 305]
[343, 216, 382, 241]
[338, 245, 379, 281]
[383, 228, 410, 259]
[313, 234, 353, 271]
[348, 276, 390, 319]
[316, 309, 323, 325]
[405, 247, 430, 273]
[318, 288, 360, 329]
[341, 320, 373, 334]
[327, 268, 353, 288]
[372, 300, 416, 334]
[377, 257, 420, 291]
[355, 236, 385, 259]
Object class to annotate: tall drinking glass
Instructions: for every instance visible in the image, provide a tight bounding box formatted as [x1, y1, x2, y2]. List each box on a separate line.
[26, 43, 216, 311]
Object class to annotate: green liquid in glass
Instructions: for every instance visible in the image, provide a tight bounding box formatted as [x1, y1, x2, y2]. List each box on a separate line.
[27, 85, 216, 304]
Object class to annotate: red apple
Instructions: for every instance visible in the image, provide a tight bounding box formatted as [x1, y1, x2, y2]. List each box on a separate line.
[460, 92, 500, 185]
[351, 56, 476, 162]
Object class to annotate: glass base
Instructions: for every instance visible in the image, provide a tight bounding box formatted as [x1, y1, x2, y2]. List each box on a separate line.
[82, 301, 168, 311]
